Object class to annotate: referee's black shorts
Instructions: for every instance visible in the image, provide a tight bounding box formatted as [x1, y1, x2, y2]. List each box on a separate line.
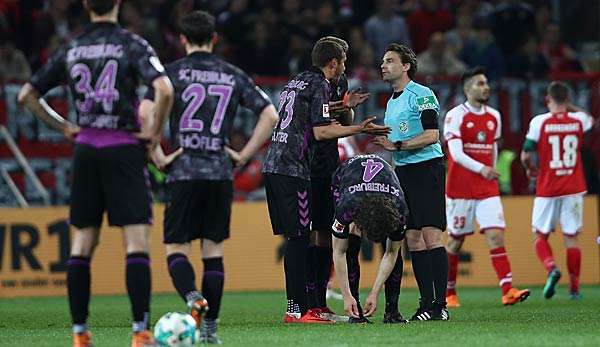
[394, 157, 446, 231]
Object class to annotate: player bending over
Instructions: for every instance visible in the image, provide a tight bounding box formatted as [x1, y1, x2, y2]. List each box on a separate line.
[331, 154, 409, 324]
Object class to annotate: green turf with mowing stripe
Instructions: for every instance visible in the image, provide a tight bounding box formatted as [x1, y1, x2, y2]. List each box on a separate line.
[0, 285, 598, 346]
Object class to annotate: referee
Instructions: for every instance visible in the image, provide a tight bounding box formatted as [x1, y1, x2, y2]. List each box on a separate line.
[374, 43, 449, 321]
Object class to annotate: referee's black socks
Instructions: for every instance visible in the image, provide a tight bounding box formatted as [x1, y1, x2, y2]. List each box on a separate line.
[429, 247, 449, 306]
[410, 250, 434, 308]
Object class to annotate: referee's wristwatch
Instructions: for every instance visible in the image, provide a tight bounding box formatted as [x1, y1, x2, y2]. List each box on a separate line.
[394, 140, 403, 150]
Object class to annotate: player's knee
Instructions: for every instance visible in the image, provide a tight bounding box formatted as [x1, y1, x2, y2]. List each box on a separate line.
[165, 243, 190, 257]
[422, 228, 443, 249]
[201, 239, 224, 258]
[406, 231, 427, 251]
[484, 229, 505, 248]
[447, 236, 464, 253]
[70, 228, 99, 257]
[563, 234, 579, 248]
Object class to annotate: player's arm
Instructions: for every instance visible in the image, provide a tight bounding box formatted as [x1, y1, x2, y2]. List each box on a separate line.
[373, 109, 439, 150]
[520, 138, 538, 178]
[313, 116, 390, 140]
[521, 117, 541, 178]
[331, 234, 360, 318]
[447, 138, 499, 180]
[233, 105, 279, 166]
[17, 83, 80, 141]
[139, 98, 182, 169]
[363, 239, 402, 316]
[330, 89, 370, 125]
[149, 76, 174, 138]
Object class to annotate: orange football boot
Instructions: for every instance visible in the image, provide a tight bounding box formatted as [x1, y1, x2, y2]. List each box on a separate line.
[131, 330, 155, 347]
[502, 287, 531, 306]
[446, 294, 461, 308]
[72, 331, 92, 347]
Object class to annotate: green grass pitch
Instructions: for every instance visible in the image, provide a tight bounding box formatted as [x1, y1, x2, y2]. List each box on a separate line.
[1, 285, 599, 346]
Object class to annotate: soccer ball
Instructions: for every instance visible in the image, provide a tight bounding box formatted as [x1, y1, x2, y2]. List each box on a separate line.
[154, 312, 199, 347]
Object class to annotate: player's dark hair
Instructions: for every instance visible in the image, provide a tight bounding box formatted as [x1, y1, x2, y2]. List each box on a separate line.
[316, 36, 349, 53]
[385, 43, 417, 80]
[461, 66, 486, 89]
[179, 10, 215, 46]
[311, 40, 345, 68]
[86, 0, 117, 15]
[547, 81, 569, 104]
[354, 195, 402, 243]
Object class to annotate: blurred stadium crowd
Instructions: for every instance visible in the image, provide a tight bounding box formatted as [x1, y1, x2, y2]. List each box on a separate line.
[0, 0, 599, 204]
[2, 0, 599, 81]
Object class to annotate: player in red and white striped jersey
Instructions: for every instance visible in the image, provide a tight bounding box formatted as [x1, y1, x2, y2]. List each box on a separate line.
[444, 67, 530, 307]
[521, 81, 594, 300]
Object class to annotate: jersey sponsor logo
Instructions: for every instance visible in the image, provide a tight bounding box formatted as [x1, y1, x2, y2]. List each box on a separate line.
[323, 103, 330, 118]
[149, 56, 165, 73]
[332, 219, 345, 234]
[416, 95, 437, 111]
[477, 131, 486, 142]
[466, 122, 474, 128]
[487, 120, 495, 131]
[399, 121, 408, 133]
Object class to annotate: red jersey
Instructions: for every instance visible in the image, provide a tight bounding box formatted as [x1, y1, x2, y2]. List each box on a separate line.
[525, 111, 593, 197]
[444, 103, 502, 199]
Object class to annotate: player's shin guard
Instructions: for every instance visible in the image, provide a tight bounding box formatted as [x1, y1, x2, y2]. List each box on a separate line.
[314, 246, 332, 308]
[410, 250, 434, 308]
[202, 257, 224, 320]
[429, 247, 448, 305]
[490, 247, 512, 295]
[446, 251, 459, 296]
[126, 253, 151, 331]
[306, 245, 318, 308]
[284, 236, 309, 315]
[167, 253, 197, 301]
[534, 234, 556, 272]
[384, 250, 403, 314]
[67, 256, 91, 329]
[566, 247, 581, 294]
[347, 234, 362, 312]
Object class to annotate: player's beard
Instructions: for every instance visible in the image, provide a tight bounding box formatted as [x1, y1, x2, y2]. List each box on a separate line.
[478, 95, 489, 104]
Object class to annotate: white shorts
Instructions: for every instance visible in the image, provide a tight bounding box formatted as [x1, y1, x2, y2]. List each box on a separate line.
[532, 193, 584, 235]
[446, 196, 506, 237]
